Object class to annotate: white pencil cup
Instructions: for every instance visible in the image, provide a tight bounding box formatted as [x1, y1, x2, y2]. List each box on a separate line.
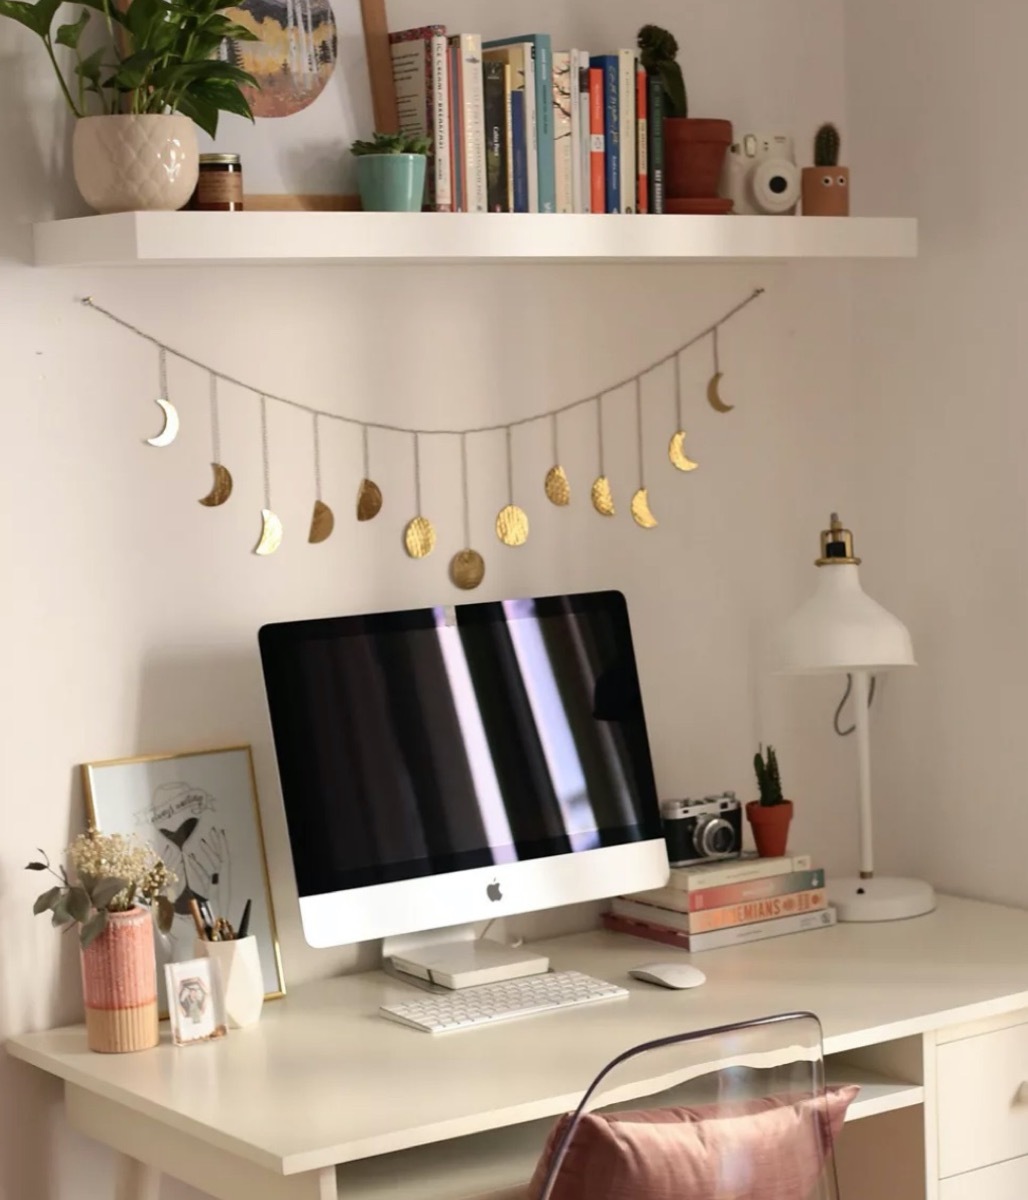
[195, 936, 264, 1029]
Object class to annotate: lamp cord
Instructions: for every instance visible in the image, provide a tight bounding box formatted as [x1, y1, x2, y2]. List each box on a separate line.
[834, 673, 877, 737]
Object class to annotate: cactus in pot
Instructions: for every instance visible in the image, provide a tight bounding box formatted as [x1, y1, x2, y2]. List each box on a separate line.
[746, 745, 794, 857]
[804, 122, 850, 216]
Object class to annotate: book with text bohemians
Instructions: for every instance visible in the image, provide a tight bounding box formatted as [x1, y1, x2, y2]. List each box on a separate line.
[626, 868, 826, 915]
[552, 51, 573, 213]
[449, 34, 487, 213]
[485, 35, 552, 211]
[483, 60, 509, 212]
[647, 72, 665, 214]
[588, 67, 605, 213]
[483, 42, 536, 212]
[602, 905, 838, 954]
[661, 852, 813, 893]
[611, 888, 828, 936]
[590, 55, 619, 212]
[388, 26, 452, 211]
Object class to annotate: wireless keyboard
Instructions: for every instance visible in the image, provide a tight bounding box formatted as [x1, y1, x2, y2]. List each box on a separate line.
[379, 969, 628, 1033]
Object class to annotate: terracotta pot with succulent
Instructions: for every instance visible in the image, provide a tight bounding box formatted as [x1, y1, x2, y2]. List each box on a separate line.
[637, 24, 733, 214]
[747, 745, 794, 858]
[802, 123, 850, 217]
[28, 833, 176, 1052]
[0, 0, 259, 214]
[351, 132, 432, 212]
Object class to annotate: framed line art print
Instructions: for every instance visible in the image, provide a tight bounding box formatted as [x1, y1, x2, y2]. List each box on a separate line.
[82, 746, 285, 1013]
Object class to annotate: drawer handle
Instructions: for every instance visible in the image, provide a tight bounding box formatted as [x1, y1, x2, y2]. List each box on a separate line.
[1017, 1083, 1028, 1105]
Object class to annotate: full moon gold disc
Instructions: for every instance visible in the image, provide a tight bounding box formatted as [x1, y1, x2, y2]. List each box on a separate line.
[356, 478, 383, 521]
[591, 476, 615, 517]
[544, 465, 571, 506]
[631, 487, 659, 529]
[496, 504, 529, 546]
[404, 515, 436, 558]
[668, 431, 699, 472]
[450, 549, 486, 590]
[308, 499, 335, 544]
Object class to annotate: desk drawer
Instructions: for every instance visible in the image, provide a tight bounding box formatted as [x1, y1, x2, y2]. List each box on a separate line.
[939, 1155, 1028, 1200]
[937, 1021, 1028, 1177]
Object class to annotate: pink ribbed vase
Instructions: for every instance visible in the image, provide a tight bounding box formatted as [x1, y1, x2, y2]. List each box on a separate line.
[80, 907, 159, 1053]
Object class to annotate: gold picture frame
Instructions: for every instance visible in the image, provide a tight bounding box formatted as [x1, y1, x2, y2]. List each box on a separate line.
[82, 745, 285, 1012]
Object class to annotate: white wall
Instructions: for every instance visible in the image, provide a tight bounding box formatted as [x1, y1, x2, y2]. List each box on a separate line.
[844, 0, 1028, 901]
[0, 4, 859, 1197]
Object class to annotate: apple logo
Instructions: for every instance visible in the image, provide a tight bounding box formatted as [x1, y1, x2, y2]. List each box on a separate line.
[486, 880, 503, 902]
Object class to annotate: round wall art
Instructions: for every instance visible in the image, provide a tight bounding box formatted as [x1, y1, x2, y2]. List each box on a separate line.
[224, 0, 339, 118]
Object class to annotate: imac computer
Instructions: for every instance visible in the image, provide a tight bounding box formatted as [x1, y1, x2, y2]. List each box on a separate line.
[258, 591, 668, 980]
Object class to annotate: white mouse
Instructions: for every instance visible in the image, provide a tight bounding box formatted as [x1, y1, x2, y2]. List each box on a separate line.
[629, 962, 707, 990]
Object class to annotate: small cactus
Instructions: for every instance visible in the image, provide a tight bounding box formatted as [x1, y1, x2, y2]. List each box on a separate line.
[753, 744, 785, 807]
[814, 123, 841, 168]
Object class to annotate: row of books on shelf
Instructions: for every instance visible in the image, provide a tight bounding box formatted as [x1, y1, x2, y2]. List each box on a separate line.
[389, 27, 664, 215]
[602, 852, 837, 953]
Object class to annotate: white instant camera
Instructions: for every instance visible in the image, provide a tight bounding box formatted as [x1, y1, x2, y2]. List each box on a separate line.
[722, 133, 801, 215]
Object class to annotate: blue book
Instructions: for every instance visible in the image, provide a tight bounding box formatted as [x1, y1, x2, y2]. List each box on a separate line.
[484, 34, 554, 213]
[510, 89, 529, 213]
[590, 55, 619, 213]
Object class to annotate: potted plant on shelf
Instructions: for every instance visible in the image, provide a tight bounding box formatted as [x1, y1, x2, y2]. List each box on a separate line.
[747, 745, 794, 858]
[28, 833, 176, 1053]
[0, 0, 258, 214]
[350, 132, 432, 212]
[802, 123, 850, 217]
[637, 23, 733, 214]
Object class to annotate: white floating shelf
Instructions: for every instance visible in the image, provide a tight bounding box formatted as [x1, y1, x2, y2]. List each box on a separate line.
[33, 211, 917, 267]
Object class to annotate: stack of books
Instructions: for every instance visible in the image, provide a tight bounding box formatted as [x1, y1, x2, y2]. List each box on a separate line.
[602, 853, 836, 953]
[389, 27, 665, 214]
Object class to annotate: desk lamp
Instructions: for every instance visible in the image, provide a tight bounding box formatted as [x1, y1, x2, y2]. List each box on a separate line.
[775, 514, 935, 922]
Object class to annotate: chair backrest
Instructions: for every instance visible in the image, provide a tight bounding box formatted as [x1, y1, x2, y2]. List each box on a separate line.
[533, 1011, 849, 1200]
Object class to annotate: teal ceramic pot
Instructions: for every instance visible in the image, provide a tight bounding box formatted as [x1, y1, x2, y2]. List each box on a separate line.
[355, 154, 427, 212]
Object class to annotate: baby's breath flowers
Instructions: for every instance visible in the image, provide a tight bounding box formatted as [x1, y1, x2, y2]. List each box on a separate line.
[28, 832, 177, 948]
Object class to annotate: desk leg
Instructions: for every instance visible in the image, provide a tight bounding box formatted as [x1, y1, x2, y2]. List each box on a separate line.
[114, 1154, 160, 1200]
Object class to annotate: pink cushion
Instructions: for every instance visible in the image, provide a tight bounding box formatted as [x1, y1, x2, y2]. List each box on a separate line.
[530, 1085, 858, 1200]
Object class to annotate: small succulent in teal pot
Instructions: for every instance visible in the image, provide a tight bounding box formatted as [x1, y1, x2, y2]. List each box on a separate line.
[351, 132, 432, 212]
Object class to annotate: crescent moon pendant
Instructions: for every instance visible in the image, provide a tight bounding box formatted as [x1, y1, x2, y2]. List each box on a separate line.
[254, 508, 283, 556]
[707, 372, 734, 414]
[198, 462, 233, 506]
[146, 397, 180, 447]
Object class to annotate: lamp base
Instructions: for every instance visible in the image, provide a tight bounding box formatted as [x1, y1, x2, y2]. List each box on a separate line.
[828, 876, 936, 923]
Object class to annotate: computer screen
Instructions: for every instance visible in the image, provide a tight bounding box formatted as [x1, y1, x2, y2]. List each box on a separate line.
[259, 592, 667, 947]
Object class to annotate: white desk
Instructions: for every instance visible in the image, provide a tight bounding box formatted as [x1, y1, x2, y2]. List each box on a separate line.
[10, 894, 1028, 1200]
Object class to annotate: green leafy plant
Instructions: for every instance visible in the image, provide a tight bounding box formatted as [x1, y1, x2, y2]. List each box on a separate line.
[637, 23, 687, 118]
[753, 744, 785, 807]
[0, 0, 259, 137]
[350, 131, 432, 157]
[28, 832, 176, 949]
[814, 123, 841, 168]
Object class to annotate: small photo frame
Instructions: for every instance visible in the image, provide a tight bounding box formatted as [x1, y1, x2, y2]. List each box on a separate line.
[165, 958, 227, 1046]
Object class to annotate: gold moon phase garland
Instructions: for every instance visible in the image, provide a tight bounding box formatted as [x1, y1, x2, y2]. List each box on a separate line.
[307, 415, 335, 543]
[450, 434, 486, 590]
[544, 414, 571, 506]
[146, 349, 179, 447]
[84, 288, 767, 577]
[707, 326, 734, 414]
[496, 427, 529, 546]
[591, 395, 615, 517]
[356, 426, 383, 522]
[631, 378, 658, 530]
[254, 396, 283, 556]
[199, 374, 233, 506]
[404, 433, 436, 558]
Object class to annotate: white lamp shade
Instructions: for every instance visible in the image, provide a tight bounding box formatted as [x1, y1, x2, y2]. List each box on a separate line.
[775, 563, 915, 674]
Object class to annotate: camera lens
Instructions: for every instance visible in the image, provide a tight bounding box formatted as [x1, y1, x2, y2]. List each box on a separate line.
[695, 816, 736, 858]
[769, 175, 788, 195]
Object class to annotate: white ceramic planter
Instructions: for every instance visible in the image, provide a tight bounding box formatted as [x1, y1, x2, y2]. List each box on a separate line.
[73, 114, 199, 214]
[196, 936, 264, 1029]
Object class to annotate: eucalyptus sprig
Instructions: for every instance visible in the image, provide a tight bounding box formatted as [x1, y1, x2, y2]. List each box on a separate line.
[28, 835, 176, 949]
[0, 0, 259, 137]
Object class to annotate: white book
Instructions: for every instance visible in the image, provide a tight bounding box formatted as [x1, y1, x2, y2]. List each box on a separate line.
[569, 50, 582, 214]
[552, 51, 573, 214]
[666, 853, 813, 892]
[578, 54, 590, 213]
[454, 34, 487, 213]
[430, 34, 452, 211]
[687, 905, 837, 953]
[618, 49, 636, 213]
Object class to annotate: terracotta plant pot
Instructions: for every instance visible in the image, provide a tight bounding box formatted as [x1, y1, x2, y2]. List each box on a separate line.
[664, 118, 734, 214]
[80, 907, 159, 1053]
[746, 800, 795, 859]
[72, 114, 199, 214]
[802, 166, 850, 216]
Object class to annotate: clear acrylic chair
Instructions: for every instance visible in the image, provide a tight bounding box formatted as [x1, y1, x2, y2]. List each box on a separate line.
[532, 1011, 851, 1200]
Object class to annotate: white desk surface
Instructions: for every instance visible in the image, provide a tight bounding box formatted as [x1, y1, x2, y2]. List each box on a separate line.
[9, 895, 1028, 1177]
